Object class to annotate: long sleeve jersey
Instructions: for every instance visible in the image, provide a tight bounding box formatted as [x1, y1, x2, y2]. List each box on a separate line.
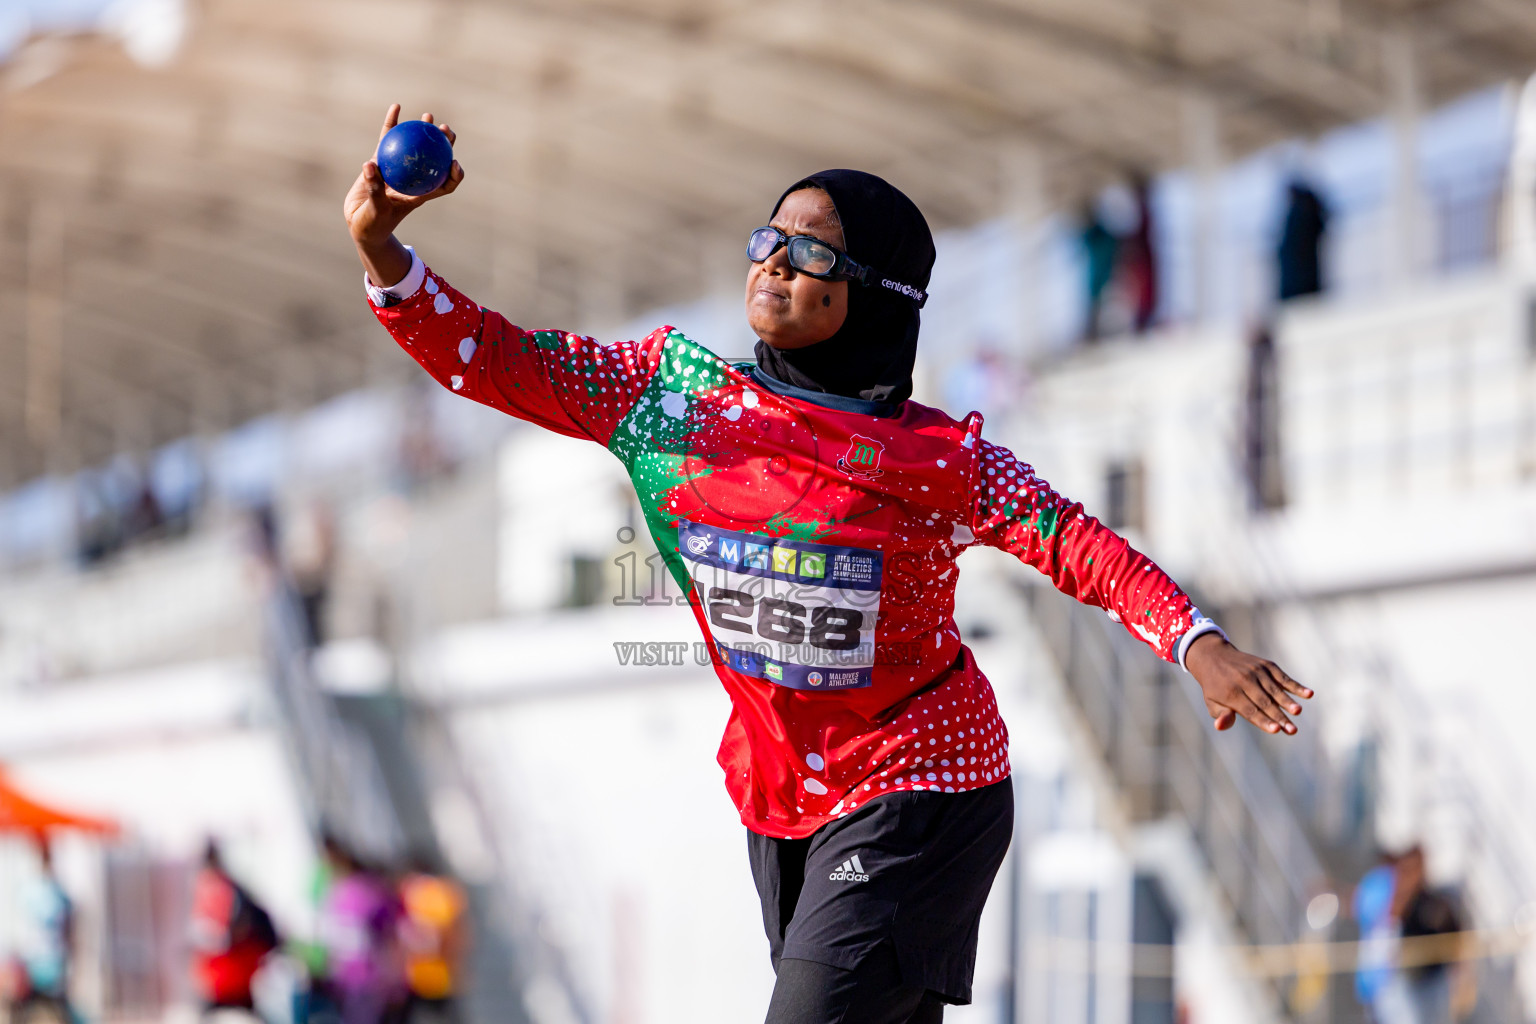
[370, 252, 1221, 839]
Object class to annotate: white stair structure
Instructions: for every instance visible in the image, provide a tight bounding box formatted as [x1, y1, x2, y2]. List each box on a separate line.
[1006, 262, 1536, 1021]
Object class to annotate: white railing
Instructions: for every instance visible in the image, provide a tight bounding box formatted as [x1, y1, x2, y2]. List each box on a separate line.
[0, 524, 258, 690]
[1278, 272, 1534, 515]
[1018, 583, 1325, 952]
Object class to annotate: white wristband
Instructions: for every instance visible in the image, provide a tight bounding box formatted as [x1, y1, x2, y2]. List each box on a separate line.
[1175, 609, 1228, 672]
[364, 246, 425, 306]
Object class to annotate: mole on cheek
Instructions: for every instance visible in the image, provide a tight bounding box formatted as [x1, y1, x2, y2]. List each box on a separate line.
[822, 294, 832, 307]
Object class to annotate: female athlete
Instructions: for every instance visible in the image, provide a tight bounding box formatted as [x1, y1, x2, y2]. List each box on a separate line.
[345, 105, 1310, 1024]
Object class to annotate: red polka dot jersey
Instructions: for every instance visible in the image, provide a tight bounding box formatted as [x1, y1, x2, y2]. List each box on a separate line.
[370, 258, 1213, 839]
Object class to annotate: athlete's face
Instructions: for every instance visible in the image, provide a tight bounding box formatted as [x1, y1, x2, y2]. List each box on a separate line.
[746, 188, 850, 350]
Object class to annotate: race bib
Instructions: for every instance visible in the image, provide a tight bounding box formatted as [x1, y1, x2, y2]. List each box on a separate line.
[678, 520, 881, 690]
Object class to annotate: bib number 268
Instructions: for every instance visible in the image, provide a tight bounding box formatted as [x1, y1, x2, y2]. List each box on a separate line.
[707, 588, 863, 650]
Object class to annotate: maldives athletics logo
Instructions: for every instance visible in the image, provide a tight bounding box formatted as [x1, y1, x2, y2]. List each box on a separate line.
[837, 435, 885, 480]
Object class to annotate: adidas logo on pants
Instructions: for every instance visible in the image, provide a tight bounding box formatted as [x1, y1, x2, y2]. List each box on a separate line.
[828, 855, 870, 883]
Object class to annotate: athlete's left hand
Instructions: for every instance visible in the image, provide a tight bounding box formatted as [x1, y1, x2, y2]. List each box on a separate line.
[1184, 633, 1312, 735]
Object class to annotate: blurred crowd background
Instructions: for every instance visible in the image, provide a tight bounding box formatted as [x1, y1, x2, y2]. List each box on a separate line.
[2, 0, 1536, 1022]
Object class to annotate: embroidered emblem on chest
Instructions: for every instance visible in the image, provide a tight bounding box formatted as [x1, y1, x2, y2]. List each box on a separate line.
[837, 435, 885, 480]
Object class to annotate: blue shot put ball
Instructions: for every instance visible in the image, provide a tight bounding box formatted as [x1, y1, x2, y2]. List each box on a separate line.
[377, 120, 454, 197]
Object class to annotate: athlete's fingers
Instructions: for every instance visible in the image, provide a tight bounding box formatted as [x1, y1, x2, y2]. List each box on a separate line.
[359, 161, 392, 205]
[1265, 672, 1302, 712]
[1203, 695, 1238, 731]
[439, 123, 456, 146]
[379, 103, 401, 141]
[1204, 695, 1235, 722]
[411, 162, 464, 204]
[422, 112, 434, 124]
[381, 179, 415, 203]
[1269, 663, 1312, 700]
[1257, 666, 1304, 715]
[1230, 688, 1288, 735]
[1239, 705, 1285, 735]
[1253, 700, 1295, 735]
[1243, 677, 1297, 734]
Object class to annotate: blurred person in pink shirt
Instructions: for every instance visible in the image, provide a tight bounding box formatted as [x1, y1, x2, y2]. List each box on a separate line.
[316, 835, 405, 1024]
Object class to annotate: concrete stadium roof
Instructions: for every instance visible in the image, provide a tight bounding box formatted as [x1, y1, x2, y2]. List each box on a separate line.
[1, 0, 1534, 486]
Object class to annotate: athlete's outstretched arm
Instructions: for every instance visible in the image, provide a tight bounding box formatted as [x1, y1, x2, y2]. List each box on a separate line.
[344, 105, 665, 444]
[970, 439, 1311, 735]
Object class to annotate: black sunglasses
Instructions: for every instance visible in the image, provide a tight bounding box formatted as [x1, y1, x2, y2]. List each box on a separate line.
[746, 226, 927, 307]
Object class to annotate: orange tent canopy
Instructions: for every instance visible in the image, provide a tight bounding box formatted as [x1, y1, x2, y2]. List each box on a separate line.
[0, 768, 117, 836]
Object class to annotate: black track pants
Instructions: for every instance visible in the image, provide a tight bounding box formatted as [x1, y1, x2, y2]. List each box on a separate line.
[764, 943, 945, 1024]
[751, 781, 1014, 1021]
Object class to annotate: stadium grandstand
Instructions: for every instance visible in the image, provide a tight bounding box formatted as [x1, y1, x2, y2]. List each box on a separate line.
[1, 1, 1536, 1022]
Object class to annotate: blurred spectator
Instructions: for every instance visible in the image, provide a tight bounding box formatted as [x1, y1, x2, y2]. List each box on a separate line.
[244, 504, 284, 605]
[245, 502, 336, 655]
[1353, 851, 1399, 1020]
[123, 472, 166, 544]
[250, 504, 282, 568]
[397, 854, 468, 1024]
[315, 834, 405, 1024]
[396, 383, 457, 493]
[1278, 180, 1329, 302]
[1243, 324, 1286, 511]
[1360, 846, 1472, 1024]
[151, 439, 207, 538]
[1394, 847, 1467, 1024]
[74, 455, 167, 566]
[288, 503, 338, 650]
[1079, 199, 1119, 341]
[190, 839, 281, 1019]
[75, 469, 120, 566]
[1120, 173, 1159, 333]
[12, 837, 75, 1024]
[1080, 178, 1159, 340]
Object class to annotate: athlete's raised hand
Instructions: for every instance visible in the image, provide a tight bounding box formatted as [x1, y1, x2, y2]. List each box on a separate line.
[344, 104, 464, 287]
[1185, 633, 1312, 735]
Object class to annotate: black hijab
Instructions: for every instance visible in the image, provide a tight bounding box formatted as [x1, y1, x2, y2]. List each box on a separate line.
[753, 170, 935, 405]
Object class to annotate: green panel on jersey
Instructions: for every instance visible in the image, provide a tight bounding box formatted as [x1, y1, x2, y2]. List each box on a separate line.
[607, 331, 731, 592]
